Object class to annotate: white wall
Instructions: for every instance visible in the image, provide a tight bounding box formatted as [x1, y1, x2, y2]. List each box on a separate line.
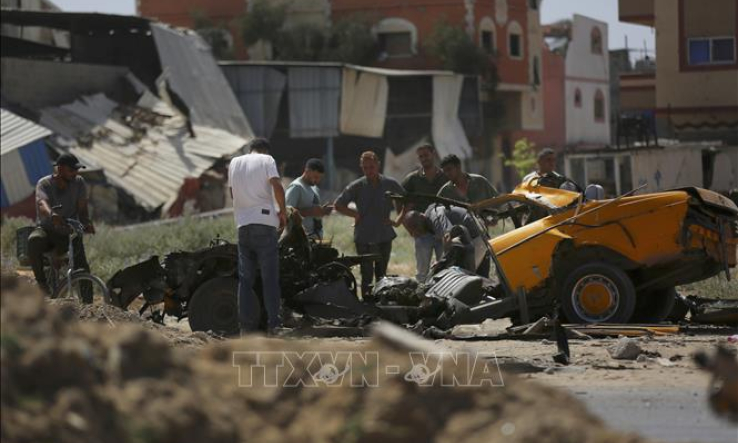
[564, 15, 610, 145]
[631, 147, 703, 193]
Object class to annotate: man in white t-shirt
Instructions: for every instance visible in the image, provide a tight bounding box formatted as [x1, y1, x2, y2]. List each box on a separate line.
[228, 138, 287, 333]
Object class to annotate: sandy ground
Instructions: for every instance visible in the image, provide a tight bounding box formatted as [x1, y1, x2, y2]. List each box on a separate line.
[3, 271, 737, 442]
[127, 313, 738, 442]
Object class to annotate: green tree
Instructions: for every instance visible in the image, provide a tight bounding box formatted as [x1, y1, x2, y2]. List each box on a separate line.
[240, 0, 287, 47]
[190, 9, 233, 60]
[274, 23, 327, 61]
[322, 14, 379, 65]
[505, 138, 537, 179]
[425, 22, 493, 77]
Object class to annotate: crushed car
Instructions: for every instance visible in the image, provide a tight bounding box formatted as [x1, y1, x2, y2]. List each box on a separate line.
[107, 182, 738, 334]
[476, 181, 738, 324]
[107, 209, 379, 333]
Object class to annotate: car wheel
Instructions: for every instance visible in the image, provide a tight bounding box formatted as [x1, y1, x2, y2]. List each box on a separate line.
[188, 277, 240, 335]
[560, 262, 636, 324]
[632, 287, 678, 323]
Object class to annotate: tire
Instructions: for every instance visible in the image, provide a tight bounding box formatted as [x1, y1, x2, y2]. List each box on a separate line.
[559, 262, 636, 323]
[632, 287, 678, 323]
[52, 272, 111, 305]
[188, 277, 240, 334]
[316, 262, 358, 298]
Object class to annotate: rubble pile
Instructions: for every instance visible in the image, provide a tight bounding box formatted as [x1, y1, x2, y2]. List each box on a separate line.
[0, 272, 655, 443]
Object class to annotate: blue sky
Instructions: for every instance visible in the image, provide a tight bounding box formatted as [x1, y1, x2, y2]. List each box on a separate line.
[52, 0, 655, 53]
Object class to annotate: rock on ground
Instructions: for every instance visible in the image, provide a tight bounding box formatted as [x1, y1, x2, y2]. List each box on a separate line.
[1, 272, 653, 443]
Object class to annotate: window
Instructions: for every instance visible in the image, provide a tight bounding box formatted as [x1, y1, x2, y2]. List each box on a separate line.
[532, 56, 540, 85]
[373, 17, 417, 58]
[591, 27, 602, 54]
[689, 37, 736, 65]
[594, 89, 605, 122]
[507, 21, 523, 59]
[479, 17, 496, 54]
[528, 0, 539, 10]
[378, 32, 412, 57]
[574, 88, 582, 108]
[481, 30, 494, 53]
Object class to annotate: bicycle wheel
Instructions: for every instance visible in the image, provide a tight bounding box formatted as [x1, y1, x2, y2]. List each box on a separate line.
[53, 272, 111, 305]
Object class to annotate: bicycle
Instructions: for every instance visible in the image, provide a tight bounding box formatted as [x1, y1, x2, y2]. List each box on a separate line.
[45, 218, 110, 305]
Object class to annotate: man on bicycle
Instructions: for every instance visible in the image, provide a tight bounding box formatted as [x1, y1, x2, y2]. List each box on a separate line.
[28, 153, 95, 296]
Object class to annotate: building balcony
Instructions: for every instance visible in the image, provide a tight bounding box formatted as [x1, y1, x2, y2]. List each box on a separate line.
[618, 0, 654, 26]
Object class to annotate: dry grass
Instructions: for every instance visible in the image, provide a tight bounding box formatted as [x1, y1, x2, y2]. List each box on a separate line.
[2, 214, 736, 298]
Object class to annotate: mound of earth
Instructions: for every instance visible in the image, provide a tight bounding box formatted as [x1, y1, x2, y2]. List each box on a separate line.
[1, 272, 650, 443]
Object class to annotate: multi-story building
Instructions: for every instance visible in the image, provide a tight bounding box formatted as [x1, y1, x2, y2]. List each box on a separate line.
[522, 14, 611, 157]
[137, 0, 545, 190]
[618, 0, 738, 143]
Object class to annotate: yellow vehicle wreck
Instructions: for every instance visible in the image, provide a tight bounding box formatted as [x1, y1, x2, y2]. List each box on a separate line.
[477, 181, 738, 324]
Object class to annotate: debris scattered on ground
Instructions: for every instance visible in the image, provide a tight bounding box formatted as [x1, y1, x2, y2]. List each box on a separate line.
[608, 337, 643, 360]
[1, 272, 658, 443]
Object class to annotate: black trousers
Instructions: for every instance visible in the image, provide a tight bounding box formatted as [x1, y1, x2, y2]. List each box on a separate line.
[28, 226, 90, 288]
[355, 241, 392, 298]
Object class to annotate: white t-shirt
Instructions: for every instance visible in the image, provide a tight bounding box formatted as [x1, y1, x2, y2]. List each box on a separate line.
[228, 153, 280, 228]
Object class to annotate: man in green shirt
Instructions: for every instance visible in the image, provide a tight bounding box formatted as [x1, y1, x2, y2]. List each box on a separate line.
[285, 158, 332, 239]
[438, 154, 498, 204]
[401, 144, 448, 282]
[437, 154, 498, 277]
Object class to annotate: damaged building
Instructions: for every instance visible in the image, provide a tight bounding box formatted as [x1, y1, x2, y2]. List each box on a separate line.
[0, 9, 484, 220]
[220, 61, 482, 190]
[0, 9, 253, 222]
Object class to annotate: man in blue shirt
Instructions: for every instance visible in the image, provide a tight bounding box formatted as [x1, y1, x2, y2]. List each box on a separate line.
[335, 151, 405, 299]
[285, 158, 332, 239]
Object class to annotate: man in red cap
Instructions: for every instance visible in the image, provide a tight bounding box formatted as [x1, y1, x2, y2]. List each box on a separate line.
[28, 153, 95, 296]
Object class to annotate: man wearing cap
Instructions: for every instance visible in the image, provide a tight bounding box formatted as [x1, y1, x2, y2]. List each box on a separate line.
[28, 153, 95, 295]
[285, 158, 332, 239]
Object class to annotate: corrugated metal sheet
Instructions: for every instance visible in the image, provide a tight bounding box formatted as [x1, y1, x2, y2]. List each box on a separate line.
[151, 23, 254, 139]
[222, 65, 286, 138]
[0, 108, 52, 155]
[288, 66, 340, 138]
[39, 93, 246, 212]
[19, 138, 53, 185]
[0, 148, 32, 207]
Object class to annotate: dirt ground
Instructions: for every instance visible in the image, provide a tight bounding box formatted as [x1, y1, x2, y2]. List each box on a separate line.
[2, 272, 736, 443]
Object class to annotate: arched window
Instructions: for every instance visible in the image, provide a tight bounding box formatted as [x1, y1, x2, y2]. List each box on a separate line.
[507, 21, 523, 59]
[479, 16, 496, 54]
[373, 17, 417, 58]
[594, 89, 605, 122]
[591, 26, 602, 54]
[574, 88, 582, 108]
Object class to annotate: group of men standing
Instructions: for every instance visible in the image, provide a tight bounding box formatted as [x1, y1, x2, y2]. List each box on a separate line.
[229, 137, 560, 334]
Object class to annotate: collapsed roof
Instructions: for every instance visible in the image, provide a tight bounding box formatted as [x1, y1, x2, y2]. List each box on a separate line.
[1, 9, 253, 216]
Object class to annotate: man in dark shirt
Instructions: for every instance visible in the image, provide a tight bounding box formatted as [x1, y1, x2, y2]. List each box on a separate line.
[335, 151, 405, 299]
[28, 153, 95, 296]
[437, 154, 498, 277]
[401, 144, 447, 282]
[401, 204, 487, 276]
[438, 154, 498, 204]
